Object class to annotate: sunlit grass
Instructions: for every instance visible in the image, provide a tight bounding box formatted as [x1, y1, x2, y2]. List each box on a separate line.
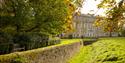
[61, 39, 82, 44]
[47, 39, 82, 48]
[67, 37, 125, 63]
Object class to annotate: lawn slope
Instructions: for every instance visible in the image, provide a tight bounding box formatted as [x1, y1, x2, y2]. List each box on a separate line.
[68, 37, 125, 63]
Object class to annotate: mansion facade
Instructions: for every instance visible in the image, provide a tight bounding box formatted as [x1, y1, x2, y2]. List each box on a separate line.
[71, 14, 118, 38]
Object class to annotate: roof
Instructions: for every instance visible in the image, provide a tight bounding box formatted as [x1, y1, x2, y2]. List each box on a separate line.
[80, 14, 96, 18]
[73, 14, 96, 23]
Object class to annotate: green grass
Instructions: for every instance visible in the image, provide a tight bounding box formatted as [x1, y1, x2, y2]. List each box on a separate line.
[46, 39, 82, 48]
[61, 39, 82, 44]
[67, 37, 125, 63]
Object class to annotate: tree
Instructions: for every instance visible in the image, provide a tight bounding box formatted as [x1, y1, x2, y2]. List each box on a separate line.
[0, 0, 83, 45]
[0, 0, 83, 36]
[0, 0, 83, 51]
[0, 0, 34, 35]
[95, 0, 125, 36]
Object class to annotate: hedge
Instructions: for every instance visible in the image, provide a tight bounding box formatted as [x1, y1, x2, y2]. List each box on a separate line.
[0, 39, 83, 63]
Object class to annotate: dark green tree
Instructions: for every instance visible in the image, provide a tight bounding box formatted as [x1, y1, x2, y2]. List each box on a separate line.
[0, 0, 83, 36]
[0, 0, 83, 50]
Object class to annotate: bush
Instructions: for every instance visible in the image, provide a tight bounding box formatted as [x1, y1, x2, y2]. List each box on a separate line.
[0, 32, 13, 54]
[48, 37, 60, 46]
[0, 32, 60, 54]
[13, 33, 31, 50]
[0, 32, 13, 43]
[13, 32, 50, 50]
[68, 34, 73, 39]
[0, 43, 14, 54]
[121, 30, 125, 37]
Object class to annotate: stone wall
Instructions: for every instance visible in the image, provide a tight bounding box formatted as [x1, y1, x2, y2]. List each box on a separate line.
[0, 41, 83, 63]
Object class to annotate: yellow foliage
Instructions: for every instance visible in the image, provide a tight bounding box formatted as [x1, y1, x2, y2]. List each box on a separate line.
[63, 0, 82, 33]
[76, 11, 81, 16]
[94, 21, 101, 27]
[68, 15, 72, 19]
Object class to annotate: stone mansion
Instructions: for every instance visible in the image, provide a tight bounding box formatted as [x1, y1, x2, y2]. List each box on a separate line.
[71, 14, 118, 38]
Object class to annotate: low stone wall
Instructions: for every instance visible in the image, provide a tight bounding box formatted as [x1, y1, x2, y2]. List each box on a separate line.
[0, 40, 83, 63]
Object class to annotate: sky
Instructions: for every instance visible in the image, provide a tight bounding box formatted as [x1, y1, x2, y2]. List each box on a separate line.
[80, 0, 105, 16]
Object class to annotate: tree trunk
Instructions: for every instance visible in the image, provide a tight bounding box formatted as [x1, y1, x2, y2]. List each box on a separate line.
[109, 32, 112, 37]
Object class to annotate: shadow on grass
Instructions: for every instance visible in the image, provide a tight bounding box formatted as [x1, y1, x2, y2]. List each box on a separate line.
[83, 38, 98, 46]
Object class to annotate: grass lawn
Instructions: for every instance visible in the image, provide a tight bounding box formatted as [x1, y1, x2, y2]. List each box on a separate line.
[46, 39, 82, 48]
[67, 37, 125, 63]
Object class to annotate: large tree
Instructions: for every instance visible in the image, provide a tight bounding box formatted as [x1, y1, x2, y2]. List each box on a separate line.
[0, 0, 83, 36]
[0, 0, 83, 50]
[95, 0, 125, 36]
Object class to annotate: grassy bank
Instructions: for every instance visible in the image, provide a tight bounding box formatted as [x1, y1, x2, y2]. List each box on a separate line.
[68, 37, 125, 63]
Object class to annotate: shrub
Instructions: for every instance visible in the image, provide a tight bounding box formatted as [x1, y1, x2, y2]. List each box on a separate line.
[0, 32, 13, 43]
[0, 43, 14, 54]
[13, 32, 50, 50]
[121, 30, 125, 37]
[13, 33, 31, 50]
[28, 33, 49, 49]
[48, 37, 60, 46]
[68, 34, 73, 39]
[0, 32, 13, 54]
